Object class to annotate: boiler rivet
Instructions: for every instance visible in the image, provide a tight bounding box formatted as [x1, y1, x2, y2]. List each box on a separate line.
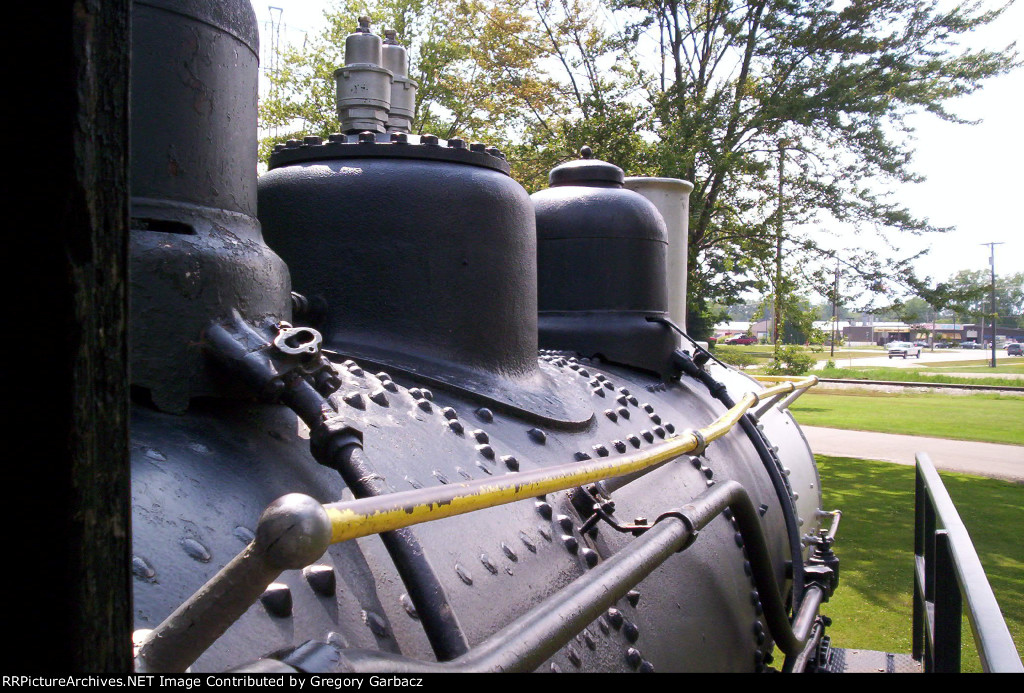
[261, 583, 292, 617]
[342, 392, 366, 410]
[304, 565, 336, 596]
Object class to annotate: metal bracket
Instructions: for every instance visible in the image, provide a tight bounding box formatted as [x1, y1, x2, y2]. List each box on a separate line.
[684, 429, 708, 457]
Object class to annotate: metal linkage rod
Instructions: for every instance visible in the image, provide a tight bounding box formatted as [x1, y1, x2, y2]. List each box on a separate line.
[753, 375, 818, 414]
[751, 390, 790, 421]
[135, 495, 334, 673]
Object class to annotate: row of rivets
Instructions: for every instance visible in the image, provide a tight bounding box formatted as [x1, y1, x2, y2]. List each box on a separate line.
[377, 370, 399, 392]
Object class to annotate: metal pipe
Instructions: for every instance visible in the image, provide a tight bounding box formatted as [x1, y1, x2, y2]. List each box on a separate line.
[751, 390, 790, 421]
[205, 320, 470, 661]
[284, 480, 817, 673]
[777, 385, 812, 412]
[785, 618, 825, 673]
[327, 444, 470, 660]
[650, 317, 810, 607]
[319, 386, 799, 544]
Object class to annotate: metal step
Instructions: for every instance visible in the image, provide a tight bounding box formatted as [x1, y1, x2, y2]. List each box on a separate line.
[823, 648, 922, 673]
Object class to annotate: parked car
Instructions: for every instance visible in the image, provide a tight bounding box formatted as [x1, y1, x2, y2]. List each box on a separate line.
[1008, 343, 1023, 356]
[913, 341, 929, 347]
[934, 342, 950, 348]
[887, 341, 922, 359]
[725, 335, 758, 345]
[959, 340, 983, 349]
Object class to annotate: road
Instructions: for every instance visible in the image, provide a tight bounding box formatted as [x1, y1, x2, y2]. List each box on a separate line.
[802, 426, 1024, 483]
[822, 347, 1008, 369]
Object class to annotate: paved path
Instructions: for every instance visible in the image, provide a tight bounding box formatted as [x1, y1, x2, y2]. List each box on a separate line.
[802, 426, 1024, 483]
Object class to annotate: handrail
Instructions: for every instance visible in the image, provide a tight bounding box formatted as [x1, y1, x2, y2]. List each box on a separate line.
[136, 375, 819, 672]
[912, 452, 1023, 672]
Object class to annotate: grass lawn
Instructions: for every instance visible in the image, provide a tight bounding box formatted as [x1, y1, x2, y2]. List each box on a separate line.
[814, 365, 1024, 388]
[817, 455, 1024, 672]
[789, 391, 1024, 446]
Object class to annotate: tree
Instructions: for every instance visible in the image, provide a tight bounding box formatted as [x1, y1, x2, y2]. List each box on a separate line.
[258, 0, 650, 188]
[611, 0, 1018, 337]
[937, 269, 1024, 326]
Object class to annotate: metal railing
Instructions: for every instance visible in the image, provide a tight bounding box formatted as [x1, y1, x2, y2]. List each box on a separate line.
[912, 453, 1023, 672]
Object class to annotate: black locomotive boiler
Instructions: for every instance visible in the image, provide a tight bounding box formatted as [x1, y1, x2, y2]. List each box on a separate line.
[25, 0, 845, 674]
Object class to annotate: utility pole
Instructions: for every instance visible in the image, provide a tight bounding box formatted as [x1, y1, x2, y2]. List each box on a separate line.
[830, 260, 839, 358]
[268, 6, 284, 138]
[775, 139, 792, 356]
[981, 242, 1004, 367]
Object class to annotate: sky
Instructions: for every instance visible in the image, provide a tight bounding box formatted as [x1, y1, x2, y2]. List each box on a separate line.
[252, 1, 1024, 287]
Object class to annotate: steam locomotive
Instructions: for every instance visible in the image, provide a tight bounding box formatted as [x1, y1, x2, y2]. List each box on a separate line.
[22, 0, 843, 673]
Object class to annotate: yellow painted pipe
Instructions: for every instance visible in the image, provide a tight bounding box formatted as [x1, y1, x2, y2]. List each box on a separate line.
[322, 377, 817, 545]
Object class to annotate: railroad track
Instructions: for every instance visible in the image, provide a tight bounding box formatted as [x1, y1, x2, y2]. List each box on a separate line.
[815, 377, 1024, 393]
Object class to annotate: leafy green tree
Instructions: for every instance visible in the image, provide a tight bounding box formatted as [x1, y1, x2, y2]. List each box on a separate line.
[258, 0, 650, 188]
[936, 269, 1024, 326]
[610, 0, 1018, 337]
